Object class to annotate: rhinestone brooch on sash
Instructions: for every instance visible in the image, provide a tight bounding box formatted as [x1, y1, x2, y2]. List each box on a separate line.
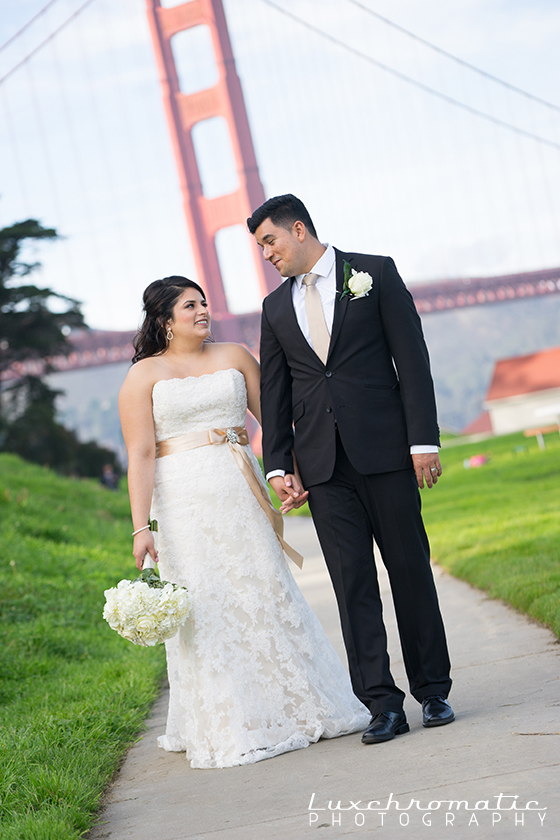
[226, 428, 239, 444]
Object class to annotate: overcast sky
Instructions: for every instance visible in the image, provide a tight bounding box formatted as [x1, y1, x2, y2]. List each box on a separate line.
[1, 0, 559, 330]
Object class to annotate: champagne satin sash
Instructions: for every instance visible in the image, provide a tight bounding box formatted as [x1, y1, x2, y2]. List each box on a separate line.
[156, 427, 304, 569]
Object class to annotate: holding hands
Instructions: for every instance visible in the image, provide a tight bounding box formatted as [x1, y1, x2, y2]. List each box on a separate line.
[269, 473, 309, 513]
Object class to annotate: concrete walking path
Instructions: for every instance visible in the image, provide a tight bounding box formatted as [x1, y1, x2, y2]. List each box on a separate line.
[89, 518, 559, 840]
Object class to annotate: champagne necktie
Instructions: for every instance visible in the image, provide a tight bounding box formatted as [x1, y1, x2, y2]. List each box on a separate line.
[303, 273, 330, 364]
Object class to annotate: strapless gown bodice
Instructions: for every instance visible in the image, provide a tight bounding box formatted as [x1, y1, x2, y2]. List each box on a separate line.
[152, 368, 247, 441]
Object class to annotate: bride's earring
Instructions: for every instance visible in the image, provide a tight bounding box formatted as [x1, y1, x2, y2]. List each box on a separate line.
[166, 326, 174, 341]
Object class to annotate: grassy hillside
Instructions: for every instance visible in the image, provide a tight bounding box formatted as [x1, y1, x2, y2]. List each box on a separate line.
[264, 433, 560, 635]
[423, 431, 560, 637]
[0, 454, 166, 840]
[1, 430, 558, 835]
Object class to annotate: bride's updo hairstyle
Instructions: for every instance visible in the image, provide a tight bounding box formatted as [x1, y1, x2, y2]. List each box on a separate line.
[132, 276, 207, 363]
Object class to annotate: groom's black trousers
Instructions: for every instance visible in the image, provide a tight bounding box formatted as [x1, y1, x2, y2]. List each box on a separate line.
[307, 432, 452, 714]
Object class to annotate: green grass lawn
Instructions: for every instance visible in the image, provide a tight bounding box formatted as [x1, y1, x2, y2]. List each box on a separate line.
[262, 435, 560, 636]
[422, 430, 560, 637]
[1, 431, 558, 836]
[0, 454, 166, 840]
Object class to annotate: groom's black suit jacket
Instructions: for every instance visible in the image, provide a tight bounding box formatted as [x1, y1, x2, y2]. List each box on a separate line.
[260, 248, 440, 488]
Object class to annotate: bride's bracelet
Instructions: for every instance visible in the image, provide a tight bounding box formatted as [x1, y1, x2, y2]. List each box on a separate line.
[132, 525, 150, 537]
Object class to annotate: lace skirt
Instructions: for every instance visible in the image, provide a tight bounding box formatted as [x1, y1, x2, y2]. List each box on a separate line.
[152, 444, 369, 769]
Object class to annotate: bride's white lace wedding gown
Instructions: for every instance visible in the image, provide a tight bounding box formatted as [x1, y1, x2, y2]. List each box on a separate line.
[151, 368, 369, 769]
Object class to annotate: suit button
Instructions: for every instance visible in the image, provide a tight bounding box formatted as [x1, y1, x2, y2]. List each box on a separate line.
[326, 406, 332, 413]
[325, 370, 333, 378]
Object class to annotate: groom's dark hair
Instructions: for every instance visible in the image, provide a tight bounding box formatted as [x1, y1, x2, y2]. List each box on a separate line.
[247, 194, 318, 239]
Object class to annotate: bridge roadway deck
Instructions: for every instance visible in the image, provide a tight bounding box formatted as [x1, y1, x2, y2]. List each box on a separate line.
[4, 267, 559, 381]
[89, 517, 559, 840]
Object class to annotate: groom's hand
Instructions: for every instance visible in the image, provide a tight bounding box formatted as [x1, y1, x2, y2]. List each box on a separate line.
[269, 475, 309, 513]
[412, 453, 442, 489]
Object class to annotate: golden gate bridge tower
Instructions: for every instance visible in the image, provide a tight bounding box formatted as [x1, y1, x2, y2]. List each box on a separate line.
[146, 0, 279, 350]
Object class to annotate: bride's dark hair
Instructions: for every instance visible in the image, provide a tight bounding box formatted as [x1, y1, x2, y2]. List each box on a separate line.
[132, 276, 207, 364]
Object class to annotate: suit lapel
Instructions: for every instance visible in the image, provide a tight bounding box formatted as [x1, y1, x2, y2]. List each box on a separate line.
[328, 249, 351, 359]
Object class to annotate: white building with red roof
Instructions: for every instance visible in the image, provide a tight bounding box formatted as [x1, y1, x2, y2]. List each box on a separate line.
[481, 346, 560, 435]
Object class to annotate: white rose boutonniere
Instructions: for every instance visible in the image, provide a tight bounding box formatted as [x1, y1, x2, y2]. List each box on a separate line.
[341, 260, 373, 300]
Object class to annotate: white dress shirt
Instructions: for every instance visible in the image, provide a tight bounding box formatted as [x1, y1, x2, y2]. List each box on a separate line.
[292, 244, 338, 341]
[266, 245, 437, 481]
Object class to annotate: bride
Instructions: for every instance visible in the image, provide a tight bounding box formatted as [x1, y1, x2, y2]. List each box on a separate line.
[119, 275, 369, 769]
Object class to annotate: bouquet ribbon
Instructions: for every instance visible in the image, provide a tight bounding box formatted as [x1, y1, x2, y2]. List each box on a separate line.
[156, 427, 304, 568]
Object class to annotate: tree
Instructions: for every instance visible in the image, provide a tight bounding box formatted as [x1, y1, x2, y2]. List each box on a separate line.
[0, 219, 120, 478]
[0, 219, 84, 375]
[2, 375, 119, 477]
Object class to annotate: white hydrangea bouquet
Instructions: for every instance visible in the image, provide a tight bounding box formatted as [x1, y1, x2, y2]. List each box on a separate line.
[103, 521, 191, 647]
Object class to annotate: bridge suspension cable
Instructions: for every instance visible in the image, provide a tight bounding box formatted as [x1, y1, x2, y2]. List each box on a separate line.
[0, 0, 97, 86]
[347, 0, 560, 113]
[261, 0, 560, 152]
[0, 0, 61, 53]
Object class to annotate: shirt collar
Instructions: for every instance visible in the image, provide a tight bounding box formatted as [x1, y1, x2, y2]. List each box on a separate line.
[294, 244, 335, 287]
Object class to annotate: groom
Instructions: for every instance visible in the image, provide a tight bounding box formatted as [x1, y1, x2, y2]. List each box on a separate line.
[247, 194, 453, 743]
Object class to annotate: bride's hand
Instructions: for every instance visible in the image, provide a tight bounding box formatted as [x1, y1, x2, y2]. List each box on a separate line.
[133, 531, 158, 571]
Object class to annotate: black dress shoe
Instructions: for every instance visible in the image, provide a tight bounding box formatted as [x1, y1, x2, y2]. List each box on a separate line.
[361, 711, 409, 744]
[422, 696, 455, 727]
